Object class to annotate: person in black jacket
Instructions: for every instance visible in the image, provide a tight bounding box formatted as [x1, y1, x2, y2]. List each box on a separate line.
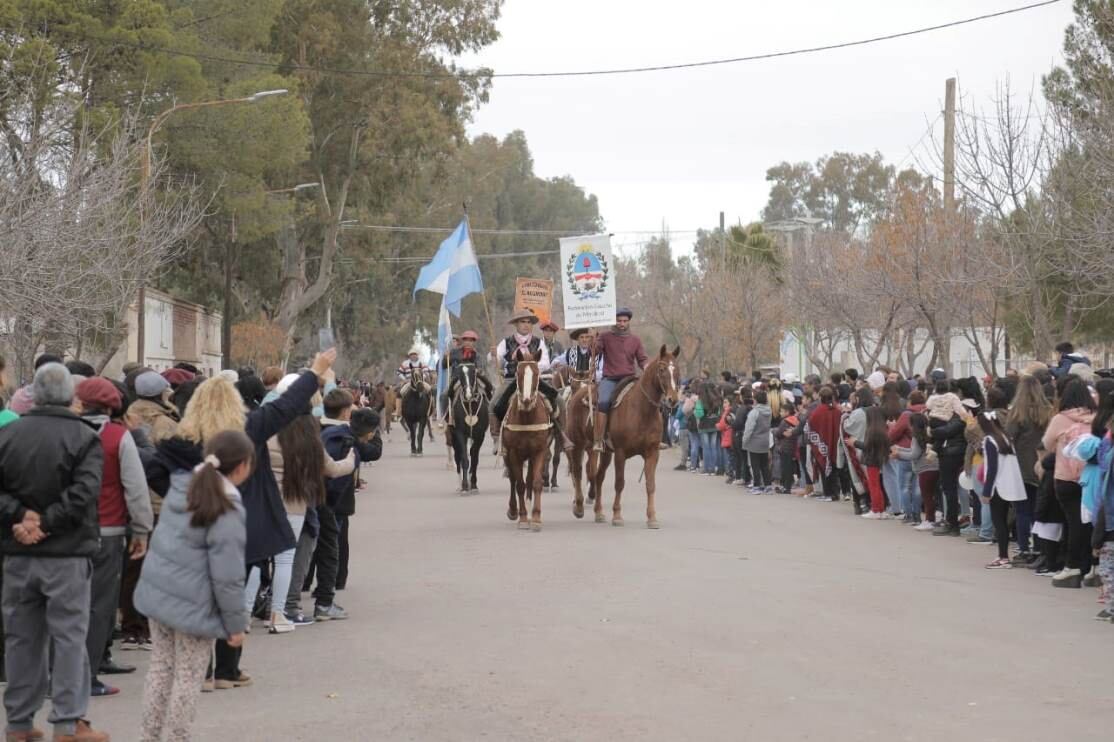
[929, 380, 969, 537]
[333, 407, 382, 591]
[0, 363, 112, 742]
[310, 390, 382, 621]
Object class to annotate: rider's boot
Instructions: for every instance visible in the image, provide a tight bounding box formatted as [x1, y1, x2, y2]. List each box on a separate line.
[592, 412, 607, 452]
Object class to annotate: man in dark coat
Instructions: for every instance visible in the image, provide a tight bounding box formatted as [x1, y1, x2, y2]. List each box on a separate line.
[0, 363, 111, 742]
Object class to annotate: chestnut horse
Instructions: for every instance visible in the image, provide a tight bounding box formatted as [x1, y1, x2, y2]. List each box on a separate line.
[502, 354, 552, 531]
[554, 365, 601, 521]
[594, 346, 680, 528]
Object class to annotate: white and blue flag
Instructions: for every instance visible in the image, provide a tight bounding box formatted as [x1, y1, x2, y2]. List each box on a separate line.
[412, 218, 484, 318]
[435, 298, 452, 416]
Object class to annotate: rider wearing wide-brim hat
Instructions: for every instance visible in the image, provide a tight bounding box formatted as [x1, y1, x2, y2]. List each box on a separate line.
[552, 327, 600, 377]
[489, 309, 563, 446]
[445, 330, 494, 415]
[592, 307, 648, 451]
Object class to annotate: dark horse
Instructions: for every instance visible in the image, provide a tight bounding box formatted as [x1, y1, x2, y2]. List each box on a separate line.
[594, 346, 680, 528]
[400, 368, 433, 456]
[448, 363, 491, 493]
[502, 354, 552, 531]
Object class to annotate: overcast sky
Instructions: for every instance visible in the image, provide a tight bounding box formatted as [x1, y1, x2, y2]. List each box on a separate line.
[463, 0, 1075, 256]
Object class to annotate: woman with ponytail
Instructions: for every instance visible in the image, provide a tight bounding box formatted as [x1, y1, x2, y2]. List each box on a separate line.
[134, 430, 254, 742]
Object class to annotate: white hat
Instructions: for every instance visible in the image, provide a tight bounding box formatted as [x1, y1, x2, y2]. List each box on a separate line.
[218, 370, 239, 384]
[867, 371, 886, 390]
[783, 373, 798, 384]
[408, 346, 421, 356]
[275, 373, 301, 396]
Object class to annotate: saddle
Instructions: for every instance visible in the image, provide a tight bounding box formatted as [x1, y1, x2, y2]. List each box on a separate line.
[608, 376, 639, 411]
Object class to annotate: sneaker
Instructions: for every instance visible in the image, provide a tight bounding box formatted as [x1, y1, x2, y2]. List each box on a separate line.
[1083, 572, 1103, 588]
[53, 720, 108, 742]
[119, 636, 143, 651]
[913, 521, 935, 531]
[1034, 564, 1059, 576]
[314, 603, 349, 621]
[985, 558, 1013, 570]
[673, 464, 686, 471]
[5, 729, 45, 741]
[284, 611, 315, 626]
[966, 535, 994, 544]
[932, 524, 960, 537]
[1009, 551, 1033, 565]
[861, 512, 880, 519]
[90, 680, 119, 698]
[213, 672, 253, 689]
[201, 679, 215, 693]
[268, 612, 296, 634]
[878, 512, 894, 520]
[1095, 610, 1111, 621]
[724, 478, 734, 485]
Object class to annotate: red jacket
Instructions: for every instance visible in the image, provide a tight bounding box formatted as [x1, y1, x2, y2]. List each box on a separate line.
[716, 410, 733, 448]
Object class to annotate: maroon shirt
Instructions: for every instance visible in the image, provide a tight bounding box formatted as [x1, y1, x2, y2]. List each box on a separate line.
[595, 331, 648, 379]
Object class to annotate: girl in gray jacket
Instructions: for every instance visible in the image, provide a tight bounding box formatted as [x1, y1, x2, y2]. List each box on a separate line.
[135, 430, 254, 742]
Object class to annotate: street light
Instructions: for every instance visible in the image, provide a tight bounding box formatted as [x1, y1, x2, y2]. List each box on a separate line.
[136, 89, 289, 365]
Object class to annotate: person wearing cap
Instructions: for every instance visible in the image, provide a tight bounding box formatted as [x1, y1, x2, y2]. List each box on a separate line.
[540, 321, 564, 363]
[396, 347, 429, 384]
[0, 364, 113, 742]
[591, 308, 648, 452]
[74, 378, 154, 699]
[490, 310, 557, 443]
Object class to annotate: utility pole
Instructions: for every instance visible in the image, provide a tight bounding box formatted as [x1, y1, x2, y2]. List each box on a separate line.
[719, 211, 726, 272]
[223, 213, 236, 371]
[943, 77, 956, 212]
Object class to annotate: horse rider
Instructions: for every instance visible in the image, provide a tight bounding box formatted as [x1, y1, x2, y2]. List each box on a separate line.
[592, 307, 648, 451]
[489, 309, 563, 446]
[444, 331, 493, 418]
[397, 346, 429, 383]
[552, 327, 602, 379]
[540, 321, 564, 362]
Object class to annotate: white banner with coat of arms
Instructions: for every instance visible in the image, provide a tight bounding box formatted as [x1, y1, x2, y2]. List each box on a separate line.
[559, 234, 617, 329]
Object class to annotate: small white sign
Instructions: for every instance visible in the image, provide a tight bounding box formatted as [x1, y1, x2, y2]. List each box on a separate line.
[559, 234, 617, 329]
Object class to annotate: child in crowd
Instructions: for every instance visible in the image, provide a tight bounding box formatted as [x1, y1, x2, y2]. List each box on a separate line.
[135, 430, 253, 742]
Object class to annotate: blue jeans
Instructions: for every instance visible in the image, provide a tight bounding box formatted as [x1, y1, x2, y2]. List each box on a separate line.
[688, 431, 702, 469]
[701, 431, 719, 473]
[883, 459, 918, 516]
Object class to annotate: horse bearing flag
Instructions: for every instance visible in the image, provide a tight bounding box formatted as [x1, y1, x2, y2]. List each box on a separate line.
[559, 234, 617, 329]
[513, 278, 554, 325]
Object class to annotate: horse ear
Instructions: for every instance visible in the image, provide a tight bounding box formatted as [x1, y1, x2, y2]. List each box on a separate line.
[672, 346, 681, 359]
[659, 344, 667, 359]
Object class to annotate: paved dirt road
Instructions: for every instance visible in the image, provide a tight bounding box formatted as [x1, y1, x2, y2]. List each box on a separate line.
[83, 434, 1114, 741]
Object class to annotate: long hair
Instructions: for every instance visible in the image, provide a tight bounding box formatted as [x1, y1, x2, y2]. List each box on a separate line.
[1007, 374, 1051, 432]
[276, 414, 326, 507]
[1092, 380, 1114, 438]
[977, 411, 1014, 455]
[909, 412, 930, 450]
[879, 381, 904, 421]
[187, 430, 254, 528]
[1057, 377, 1096, 413]
[863, 406, 889, 464]
[768, 379, 783, 419]
[179, 377, 246, 445]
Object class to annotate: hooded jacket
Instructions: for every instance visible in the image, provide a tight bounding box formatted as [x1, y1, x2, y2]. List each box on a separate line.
[1042, 407, 1095, 482]
[0, 407, 103, 557]
[741, 403, 772, 454]
[320, 418, 383, 516]
[134, 467, 247, 640]
[928, 413, 967, 457]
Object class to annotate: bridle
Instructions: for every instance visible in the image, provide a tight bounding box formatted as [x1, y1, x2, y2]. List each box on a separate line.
[454, 363, 486, 428]
[515, 360, 541, 411]
[410, 369, 430, 394]
[638, 357, 679, 407]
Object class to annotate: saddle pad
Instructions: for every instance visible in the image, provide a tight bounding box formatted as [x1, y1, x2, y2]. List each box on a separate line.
[610, 377, 638, 410]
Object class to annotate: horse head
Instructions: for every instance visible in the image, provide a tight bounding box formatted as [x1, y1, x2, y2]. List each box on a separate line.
[455, 362, 478, 402]
[647, 345, 682, 404]
[410, 368, 428, 393]
[515, 351, 541, 410]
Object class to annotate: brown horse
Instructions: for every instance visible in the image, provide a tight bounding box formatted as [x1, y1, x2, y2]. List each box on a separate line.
[594, 346, 680, 528]
[553, 365, 601, 521]
[502, 354, 552, 531]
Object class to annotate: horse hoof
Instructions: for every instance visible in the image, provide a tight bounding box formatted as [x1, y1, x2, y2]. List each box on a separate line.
[595, 513, 606, 524]
[573, 504, 584, 519]
[530, 521, 542, 532]
[507, 510, 517, 521]
[517, 521, 531, 530]
[647, 520, 661, 530]
[612, 518, 624, 527]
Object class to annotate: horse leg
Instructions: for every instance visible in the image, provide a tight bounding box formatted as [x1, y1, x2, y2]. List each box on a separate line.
[417, 421, 425, 455]
[530, 450, 544, 531]
[612, 452, 626, 527]
[469, 434, 481, 491]
[551, 439, 561, 490]
[507, 459, 519, 521]
[511, 458, 529, 530]
[570, 448, 585, 519]
[644, 448, 661, 529]
[588, 447, 606, 516]
[409, 424, 417, 456]
[594, 450, 611, 524]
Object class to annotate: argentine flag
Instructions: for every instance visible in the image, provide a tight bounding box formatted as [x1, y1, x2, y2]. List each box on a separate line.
[413, 218, 484, 317]
[435, 298, 452, 417]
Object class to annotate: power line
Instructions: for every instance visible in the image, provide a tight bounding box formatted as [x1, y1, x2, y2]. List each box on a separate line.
[340, 224, 704, 236]
[87, 1, 1061, 81]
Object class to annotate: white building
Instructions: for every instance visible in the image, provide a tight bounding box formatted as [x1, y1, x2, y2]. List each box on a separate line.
[779, 327, 1022, 381]
[102, 288, 223, 379]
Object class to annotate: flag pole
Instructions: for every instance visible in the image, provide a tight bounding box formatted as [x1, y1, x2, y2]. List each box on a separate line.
[462, 208, 497, 345]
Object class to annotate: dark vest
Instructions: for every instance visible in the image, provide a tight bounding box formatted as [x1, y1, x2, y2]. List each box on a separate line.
[567, 347, 591, 373]
[503, 335, 541, 379]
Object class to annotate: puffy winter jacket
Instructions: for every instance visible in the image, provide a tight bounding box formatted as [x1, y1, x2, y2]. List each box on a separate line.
[134, 468, 247, 640]
[929, 413, 967, 458]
